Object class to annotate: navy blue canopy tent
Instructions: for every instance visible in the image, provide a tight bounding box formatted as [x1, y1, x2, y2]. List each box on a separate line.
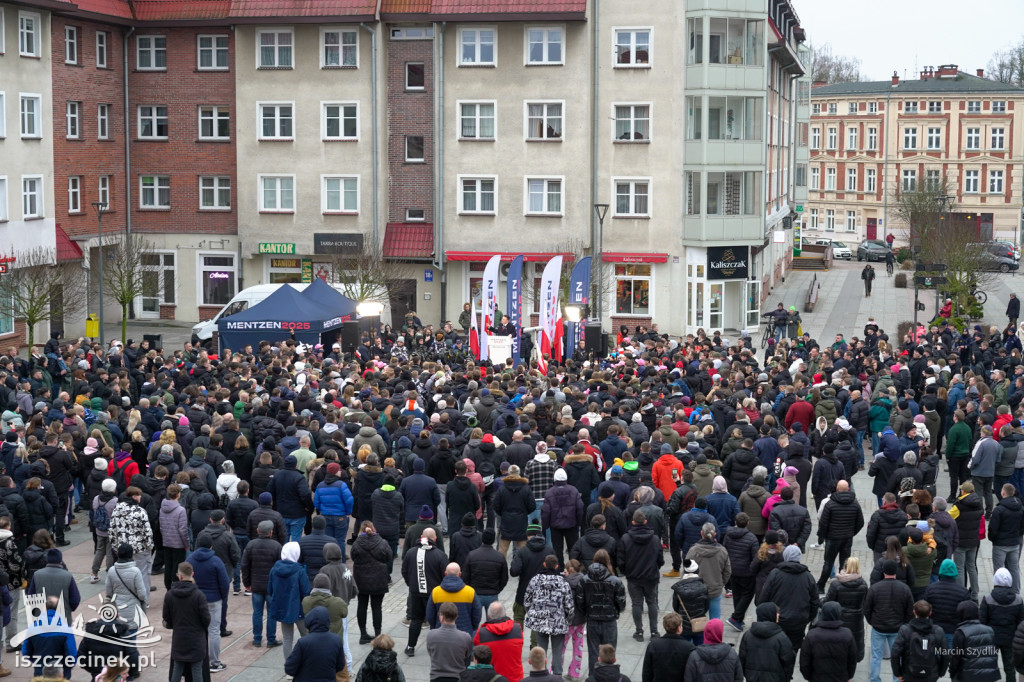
[300, 278, 359, 323]
[217, 284, 344, 353]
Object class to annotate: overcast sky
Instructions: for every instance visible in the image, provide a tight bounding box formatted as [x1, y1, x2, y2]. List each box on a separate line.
[797, 0, 1024, 81]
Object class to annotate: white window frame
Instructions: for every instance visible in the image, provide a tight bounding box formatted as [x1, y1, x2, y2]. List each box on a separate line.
[136, 35, 166, 71]
[612, 177, 650, 217]
[846, 127, 857, 150]
[866, 168, 876, 193]
[991, 127, 1005, 150]
[197, 34, 229, 71]
[989, 170, 1004, 195]
[904, 101, 918, 114]
[18, 12, 41, 58]
[825, 167, 836, 191]
[198, 106, 230, 140]
[867, 127, 877, 151]
[524, 26, 564, 66]
[459, 27, 495, 66]
[321, 102, 359, 141]
[868, 102, 878, 114]
[524, 100, 564, 141]
[21, 175, 43, 218]
[903, 127, 917, 150]
[845, 210, 856, 232]
[810, 166, 819, 190]
[846, 167, 857, 191]
[256, 29, 293, 69]
[967, 100, 981, 113]
[992, 101, 1007, 113]
[405, 135, 425, 162]
[65, 26, 78, 64]
[258, 174, 295, 213]
[925, 169, 941, 190]
[0, 93, 5, 138]
[826, 127, 836, 150]
[966, 127, 980, 150]
[67, 176, 82, 213]
[137, 105, 168, 139]
[98, 175, 110, 206]
[0, 177, 7, 221]
[139, 175, 170, 208]
[457, 100, 496, 141]
[458, 175, 497, 215]
[928, 101, 941, 113]
[96, 31, 108, 68]
[612, 102, 651, 142]
[406, 208, 425, 222]
[97, 103, 109, 139]
[19, 94, 41, 139]
[809, 208, 818, 229]
[405, 62, 425, 90]
[964, 170, 979, 193]
[812, 103, 820, 115]
[258, 102, 294, 141]
[612, 263, 653, 316]
[197, 252, 237, 307]
[848, 102, 857, 115]
[927, 127, 941, 150]
[321, 174, 359, 214]
[613, 26, 651, 68]
[66, 101, 80, 139]
[810, 127, 820, 149]
[902, 169, 917, 192]
[524, 176, 564, 216]
[321, 27, 357, 68]
[198, 176, 231, 210]
[825, 209, 835, 231]
[828, 103, 837, 115]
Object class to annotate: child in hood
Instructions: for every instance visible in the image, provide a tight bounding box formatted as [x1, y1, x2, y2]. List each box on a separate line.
[761, 479, 789, 519]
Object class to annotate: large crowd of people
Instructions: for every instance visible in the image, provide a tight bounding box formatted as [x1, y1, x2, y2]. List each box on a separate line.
[4, 313, 1024, 682]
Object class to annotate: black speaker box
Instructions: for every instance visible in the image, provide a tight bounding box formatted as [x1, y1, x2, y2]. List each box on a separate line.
[340, 321, 360, 353]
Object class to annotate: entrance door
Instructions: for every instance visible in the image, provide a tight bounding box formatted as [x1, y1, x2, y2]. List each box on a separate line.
[743, 280, 761, 329]
[388, 279, 416, 328]
[866, 218, 877, 240]
[709, 283, 724, 329]
[135, 253, 174, 320]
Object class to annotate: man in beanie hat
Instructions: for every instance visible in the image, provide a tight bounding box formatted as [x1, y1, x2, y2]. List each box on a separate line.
[399, 457, 440, 525]
[27, 548, 80, 624]
[313, 462, 354, 557]
[759, 545, 819, 652]
[684, 619, 743, 679]
[738, 602, 795, 681]
[450, 513, 483, 568]
[404, 505, 445, 557]
[541, 468, 584, 568]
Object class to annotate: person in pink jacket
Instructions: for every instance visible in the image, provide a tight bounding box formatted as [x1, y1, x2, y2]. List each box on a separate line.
[761, 478, 789, 519]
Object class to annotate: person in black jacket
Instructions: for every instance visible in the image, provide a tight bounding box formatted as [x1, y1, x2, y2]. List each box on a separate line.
[891, 601, 949, 682]
[617, 510, 663, 641]
[766, 487, 811, 550]
[864, 558, 915, 682]
[981, 567, 1024, 681]
[284, 606, 347, 681]
[824, 556, 868, 662]
[225, 480, 258, 594]
[450, 513, 482, 568]
[267, 454, 313, 543]
[370, 476, 405, 574]
[246, 492, 287, 546]
[815, 480, 864, 591]
[722, 513, 758, 631]
[988, 483, 1024, 592]
[494, 467, 535, 557]
[463, 529, 508, 616]
[570, 514, 617, 566]
[297, 516, 338, 581]
[924, 558, 973, 644]
[865, 493, 909, 562]
[682, 619, 742, 682]
[241, 520, 283, 647]
[354, 521, 395, 645]
[759, 545, 819, 652]
[574, 550, 626, 676]
[163, 562, 211, 681]
[641, 612, 695, 682]
[401, 526, 446, 655]
[446, 461, 481, 534]
[949, 599, 1000, 682]
[738, 601, 795, 682]
[951, 483, 984, 600]
[799, 601, 857, 682]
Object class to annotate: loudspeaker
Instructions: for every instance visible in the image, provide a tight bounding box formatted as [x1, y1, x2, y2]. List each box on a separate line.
[340, 321, 360, 353]
[584, 325, 605, 356]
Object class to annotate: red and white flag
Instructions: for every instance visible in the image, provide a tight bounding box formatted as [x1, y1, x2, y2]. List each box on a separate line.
[538, 256, 564, 368]
[469, 296, 480, 360]
[535, 343, 547, 375]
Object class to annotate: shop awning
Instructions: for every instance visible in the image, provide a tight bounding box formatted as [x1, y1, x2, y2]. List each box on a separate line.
[444, 251, 573, 262]
[55, 225, 83, 262]
[601, 252, 669, 263]
[383, 222, 434, 259]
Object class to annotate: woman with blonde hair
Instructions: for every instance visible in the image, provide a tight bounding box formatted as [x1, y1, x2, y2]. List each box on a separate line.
[824, 555, 867, 661]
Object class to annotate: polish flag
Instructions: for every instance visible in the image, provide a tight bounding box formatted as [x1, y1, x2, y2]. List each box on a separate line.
[536, 344, 548, 375]
[469, 297, 480, 360]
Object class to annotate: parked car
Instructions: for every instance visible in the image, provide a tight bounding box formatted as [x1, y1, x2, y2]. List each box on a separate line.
[857, 240, 889, 261]
[812, 239, 852, 260]
[992, 239, 1021, 260]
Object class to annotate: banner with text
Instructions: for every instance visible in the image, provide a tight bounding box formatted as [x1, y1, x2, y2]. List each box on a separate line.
[539, 256, 564, 364]
[506, 255, 524, 367]
[480, 255, 501, 362]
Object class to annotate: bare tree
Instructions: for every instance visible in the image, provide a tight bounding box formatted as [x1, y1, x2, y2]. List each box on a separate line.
[317, 244, 417, 306]
[0, 247, 87, 346]
[808, 42, 864, 84]
[517, 238, 614, 319]
[102, 235, 157, 344]
[987, 36, 1024, 87]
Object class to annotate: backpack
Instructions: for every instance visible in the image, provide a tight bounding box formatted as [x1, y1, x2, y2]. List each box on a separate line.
[91, 502, 111, 532]
[902, 625, 940, 679]
[218, 492, 230, 509]
[110, 458, 131, 494]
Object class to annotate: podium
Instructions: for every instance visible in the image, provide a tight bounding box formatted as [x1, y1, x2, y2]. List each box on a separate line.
[487, 335, 513, 365]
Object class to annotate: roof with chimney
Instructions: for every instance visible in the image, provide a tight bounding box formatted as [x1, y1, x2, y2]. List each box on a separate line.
[813, 68, 1024, 97]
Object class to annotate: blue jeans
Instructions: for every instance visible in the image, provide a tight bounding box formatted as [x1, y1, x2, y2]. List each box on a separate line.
[252, 591, 278, 643]
[870, 629, 898, 682]
[284, 517, 305, 543]
[708, 595, 722, 620]
[871, 432, 881, 460]
[854, 429, 866, 466]
[232, 533, 249, 590]
[324, 516, 350, 561]
[478, 594, 498, 621]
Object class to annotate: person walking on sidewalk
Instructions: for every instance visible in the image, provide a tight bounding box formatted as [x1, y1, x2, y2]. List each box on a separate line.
[862, 264, 876, 297]
[1008, 293, 1020, 329]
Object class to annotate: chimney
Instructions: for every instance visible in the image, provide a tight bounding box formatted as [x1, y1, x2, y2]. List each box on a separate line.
[977, 68, 985, 78]
[937, 64, 958, 78]
[892, 71, 900, 86]
[811, 80, 828, 89]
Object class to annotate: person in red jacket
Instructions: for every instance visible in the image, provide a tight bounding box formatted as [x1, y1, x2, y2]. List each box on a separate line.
[107, 450, 141, 491]
[474, 601, 524, 682]
[651, 445, 681, 501]
[784, 396, 815, 432]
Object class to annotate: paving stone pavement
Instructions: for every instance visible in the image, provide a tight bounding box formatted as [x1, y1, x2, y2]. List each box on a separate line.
[2, 459, 1005, 682]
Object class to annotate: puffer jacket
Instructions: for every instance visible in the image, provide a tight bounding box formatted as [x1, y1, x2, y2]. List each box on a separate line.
[493, 476, 535, 542]
[722, 526, 758, 578]
[817, 490, 864, 541]
[810, 452, 846, 501]
[671, 576, 709, 638]
[923, 576, 972, 634]
[674, 508, 715, 558]
[988, 494, 1024, 547]
[541, 481, 583, 531]
[574, 562, 625, 622]
[760, 561, 820, 624]
[352, 426, 387, 460]
[370, 486, 405, 539]
[616, 525, 664, 582]
[739, 617, 796, 682]
[738, 485, 769, 536]
[352, 466, 384, 520]
[951, 492, 984, 549]
[980, 585, 1024, 648]
[563, 453, 602, 503]
[313, 475, 354, 517]
[950, 613, 1000, 682]
[448, 525, 482, 568]
[721, 448, 759, 497]
[683, 642, 744, 682]
[824, 572, 867, 661]
[800, 610, 858, 682]
[463, 544, 508, 597]
[523, 570, 574, 635]
[351, 531, 393, 595]
[767, 500, 812, 549]
[241, 536, 283, 594]
[569, 527, 617, 566]
[23, 488, 53, 537]
[866, 504, 909, 553]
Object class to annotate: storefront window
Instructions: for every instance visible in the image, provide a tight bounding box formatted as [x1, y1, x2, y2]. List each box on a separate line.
[269, 258, 303, 284]
[615, 264, 650, 315]
[200, 254, 236, 305]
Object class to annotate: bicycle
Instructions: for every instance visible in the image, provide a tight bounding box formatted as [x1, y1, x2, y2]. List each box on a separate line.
[760, 319, 777, 349]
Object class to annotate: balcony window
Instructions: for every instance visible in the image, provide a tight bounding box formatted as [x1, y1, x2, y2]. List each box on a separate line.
[688, 17, 762, 65]
[705, 171, 759, 215]
[704, 96, 762, 140]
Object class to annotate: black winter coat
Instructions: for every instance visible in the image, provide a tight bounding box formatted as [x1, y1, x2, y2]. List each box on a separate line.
[642, 634, 695, 682]
[767, 501, 812, 549]
[950, 619, 1000, 682]
[463, 545, 508, 596]
[752, 551, 783, 601]
[563, 454, 602, 503]
[353, 467, 384, 520]
[951, 492, 984, 549]
[446, 476, 480, 529]
[721, 448, 759, 497]
[738, 620, 795, 682]
[760, 562, 819, 624]
[683, 643, 743, 682]
[574, 562, 625, 622]
[868, 455, 897, 499]
[616, 525, 663, 582]
[824, 574, 867, 660]
[493, 477, 535, 542]
[570, 528, 617, 566]
[988, 494, 1024, 546]
[23, 488, 53, 537]
[298, 529, 339, 581]
[448, 526, 482, 568]
[370, 488, 405, 539]
[923, 576, 972, 634]
[351, 532, 393, 595]
[671, 576, 709, 638]
[817, 490, 864, 541]
[866, 505, 909, 553]
[0, 487, 29, 540]
[810, 453, 846, 501]
[241, 536, 283, 594]
[1012, 619, 1024, 674]
[864, 577, 915, 633]
[246, 505, 287, 546]
[510, 535, 553, 604]
[799, 618, 858, 682]
[981, 585, 1024, 647]
[162, 579, 211, 663]
[722, 526, 758, 578]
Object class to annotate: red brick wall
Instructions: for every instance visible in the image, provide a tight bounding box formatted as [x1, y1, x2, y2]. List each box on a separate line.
[128, 27, 236, 236]
[51, 17, 127, 239]
[386, 38, 434, 223]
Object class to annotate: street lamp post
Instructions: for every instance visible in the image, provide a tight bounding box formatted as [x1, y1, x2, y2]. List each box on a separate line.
[92, 201, 108, 345]
[593, 203, 609, 327]
[356, 300, 385, 343]
[935, 193, 954, 315]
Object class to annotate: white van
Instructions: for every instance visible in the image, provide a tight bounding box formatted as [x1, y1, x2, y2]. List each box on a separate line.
[191, 283, 391, 345]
